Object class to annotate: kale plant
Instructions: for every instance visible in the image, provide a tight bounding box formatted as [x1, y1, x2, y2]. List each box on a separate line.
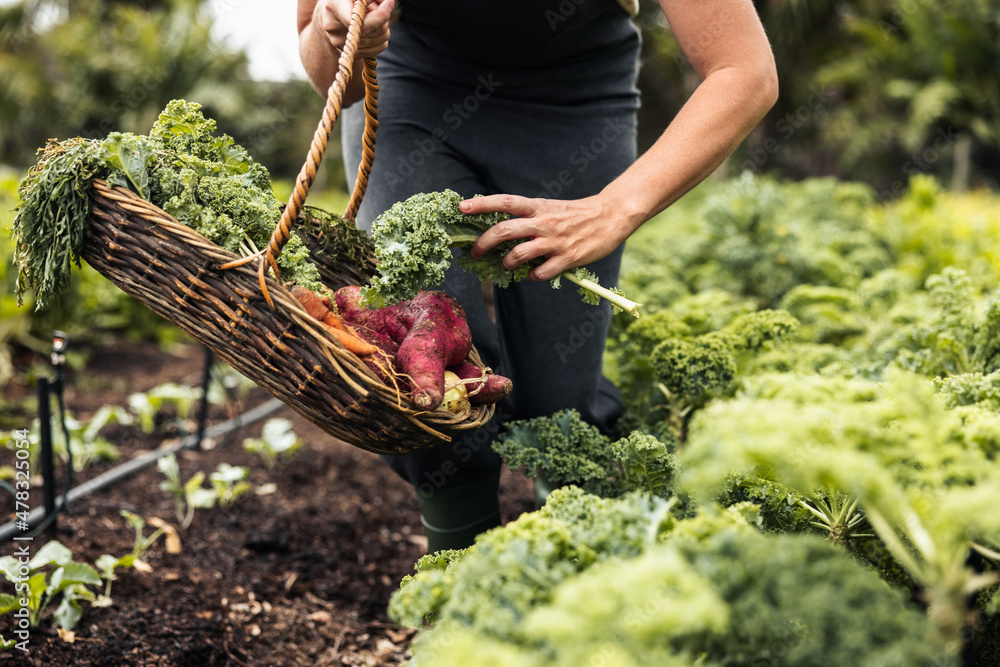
[883, 268, 1000, 378]
[156, 453, 218, 530]
[680, 174, 891, 308]
[389, 487, 674, 632]
[362, 189, 640, 315]
[613, 307, 799, 439]
[391, 488, 945, 667]
[523, 530, 944, 667]
[490, 409, 678, 499]
[243, 417, 303, 469]
[491, 409, 619, 497]
[679, 370, 1000, 651]
[94, 510, 176, 607]
[0, 541, 102, 639]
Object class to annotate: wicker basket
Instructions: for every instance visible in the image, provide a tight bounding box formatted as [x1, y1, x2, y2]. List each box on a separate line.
[74, 0, 496, 455]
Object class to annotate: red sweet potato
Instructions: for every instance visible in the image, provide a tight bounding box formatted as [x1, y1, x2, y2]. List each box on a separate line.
[394, 295, 472, 409]
[333, 286, 410, 342]
[448, 360, 512, 406]
[334, 287, 473, 409]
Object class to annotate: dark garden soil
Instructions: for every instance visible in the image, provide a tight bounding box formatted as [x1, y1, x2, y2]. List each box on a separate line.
[0, 338, 536, 666]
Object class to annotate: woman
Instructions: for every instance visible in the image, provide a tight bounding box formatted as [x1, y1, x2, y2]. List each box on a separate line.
[297, 0, 778, 551]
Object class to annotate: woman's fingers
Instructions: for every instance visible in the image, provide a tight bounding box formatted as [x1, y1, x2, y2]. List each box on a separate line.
[320, 0, 393, 54]
[465, 196, 539, 260]
[460, 194, 537, 218]
[463, 193, 628, 280]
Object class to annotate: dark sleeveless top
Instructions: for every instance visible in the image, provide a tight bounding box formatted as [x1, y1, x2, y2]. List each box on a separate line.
[380, 1, 641, 107]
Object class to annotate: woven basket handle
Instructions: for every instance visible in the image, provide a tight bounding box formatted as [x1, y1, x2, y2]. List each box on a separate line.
[256, 0, 377, 305]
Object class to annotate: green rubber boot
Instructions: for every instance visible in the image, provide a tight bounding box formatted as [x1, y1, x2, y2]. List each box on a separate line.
[419, 470, 502, 553]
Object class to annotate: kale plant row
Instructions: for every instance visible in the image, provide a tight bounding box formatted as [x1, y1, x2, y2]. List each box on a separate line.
[398, 174, 1000, 667]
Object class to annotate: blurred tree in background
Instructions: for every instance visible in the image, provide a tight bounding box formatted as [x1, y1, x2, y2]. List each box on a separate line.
[635, 0, 848, 178]
[0, 0, 344, 190]
[814, 0, 1000, 193]
[636, 0, 1000, 193]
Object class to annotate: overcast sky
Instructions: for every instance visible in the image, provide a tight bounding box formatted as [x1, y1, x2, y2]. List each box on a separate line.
[206, 0, 304, 81]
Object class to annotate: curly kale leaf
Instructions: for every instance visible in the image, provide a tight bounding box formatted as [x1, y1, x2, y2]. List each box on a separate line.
[148, 100, 270, 189]
[100, 132, 155, 199]
[889, 268, 980, 377]
[13, 98, 329, 305]
[650, 309, 799, 404]
[491, 409, 618, 496]
[935, 370, 1000, 409]
[389, 487, 669, 638]
[716, 473, 814, 534]
[148, 101, 281, 245]
[392, 548, 469, 626]
[777, 284, 866, 345]
[665, 530, 947, 666]
[972, 295, 1000, 375]
[146, 102, 322, 290]
[361, 190, 521, 308]
[867, 268, 1000, 381]
[491, 410, 678, 499]
[396, 496, 944, 667]
[652, 332, 737, 402]
[719, 309, 800, 351]
[610, 431, 679, 499]
[362, 190, 641, 315]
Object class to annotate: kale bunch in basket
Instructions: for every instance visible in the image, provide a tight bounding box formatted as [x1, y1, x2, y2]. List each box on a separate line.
[12, 100, 332, 309]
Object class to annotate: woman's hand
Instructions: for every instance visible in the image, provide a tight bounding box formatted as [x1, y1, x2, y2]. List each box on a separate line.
[306, 0, 394, 59]
[463, 194, 641, 282]
[298, 0, 394, 100]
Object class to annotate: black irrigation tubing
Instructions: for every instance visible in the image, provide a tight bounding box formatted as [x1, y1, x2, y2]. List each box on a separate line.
[0, 397, 287, 545]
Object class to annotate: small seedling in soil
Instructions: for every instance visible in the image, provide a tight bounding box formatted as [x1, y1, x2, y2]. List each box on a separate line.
[0, 540, 102, 645]
[243, 418, 303, 469]
[209, 463, 251, 507]
[93, 510, 179, 607]
[157, 453, 217, 529]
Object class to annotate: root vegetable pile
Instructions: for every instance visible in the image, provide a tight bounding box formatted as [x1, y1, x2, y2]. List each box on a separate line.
[292, 285, 512, 412]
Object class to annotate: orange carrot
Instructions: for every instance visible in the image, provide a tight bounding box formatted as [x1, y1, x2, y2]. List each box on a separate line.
[290, 285, 380, 357]
[328, 324, 381, 357]
[290, 285, 331, 322]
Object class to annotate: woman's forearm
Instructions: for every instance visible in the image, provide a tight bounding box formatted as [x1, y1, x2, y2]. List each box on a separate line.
[598, 62, 779, 237]
[597, 0, 779, 237]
